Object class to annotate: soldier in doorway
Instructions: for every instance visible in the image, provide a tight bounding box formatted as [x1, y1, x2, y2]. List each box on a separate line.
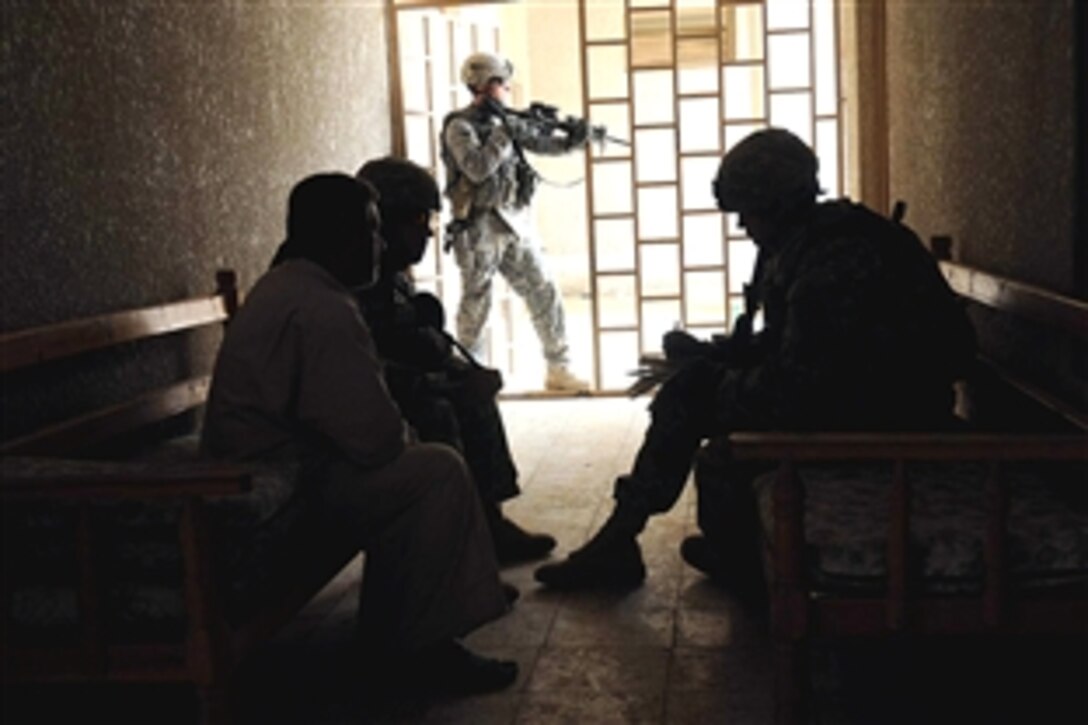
[440, 52, 591, 393]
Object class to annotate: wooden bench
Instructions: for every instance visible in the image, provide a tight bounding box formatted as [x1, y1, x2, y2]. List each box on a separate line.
[0, 271, 360, 723]
[711, 259, 1088, 723]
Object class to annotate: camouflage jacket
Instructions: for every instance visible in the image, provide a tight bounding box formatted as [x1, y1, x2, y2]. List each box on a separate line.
[716, 200, 976, 432]
[440, 104, 571, 222]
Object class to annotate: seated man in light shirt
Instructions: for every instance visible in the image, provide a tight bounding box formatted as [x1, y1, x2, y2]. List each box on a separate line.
[202, 173, 516, 701]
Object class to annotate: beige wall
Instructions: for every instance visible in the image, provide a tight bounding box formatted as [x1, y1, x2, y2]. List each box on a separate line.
[885, 0, 1083, 407]
[886, 0, 1075, 289]
[1, 0, 391, 438]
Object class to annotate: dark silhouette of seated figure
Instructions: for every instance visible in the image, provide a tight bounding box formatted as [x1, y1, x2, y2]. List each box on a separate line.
[203, 173, 517, 702]
[535, 128, 977, 593]
[355, 157, 556, 566]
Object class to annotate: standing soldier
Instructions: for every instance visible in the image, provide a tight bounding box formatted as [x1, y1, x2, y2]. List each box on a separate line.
[441, 52, 590, 393]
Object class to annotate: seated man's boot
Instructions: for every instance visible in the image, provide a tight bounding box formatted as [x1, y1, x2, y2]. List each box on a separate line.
[545, 364, 590, 394]
[421, 640, 519, 696]
[490, 513, 557, 565]
[360, 640, 517, 717]
[534, 508, 647, 590]
[680, 535, 767, 610]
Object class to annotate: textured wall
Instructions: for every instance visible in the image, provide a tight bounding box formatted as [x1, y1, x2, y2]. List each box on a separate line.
[1, 0, 391, 441]
[886, 0, 1075, 289]
[886, 1, 1084, 412]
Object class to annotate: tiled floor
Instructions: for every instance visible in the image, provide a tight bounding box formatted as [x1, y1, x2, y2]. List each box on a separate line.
[7, 398, 1085, 723]
[236, 396, 776, 724]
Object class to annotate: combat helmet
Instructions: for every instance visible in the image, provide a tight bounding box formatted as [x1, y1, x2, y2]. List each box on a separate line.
[713, 128, 819, 216]
[356, 156, 440, 220]
[460, 52, 514, 91]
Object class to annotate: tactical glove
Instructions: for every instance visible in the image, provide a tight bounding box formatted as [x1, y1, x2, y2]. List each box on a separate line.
[662, 329, 714, 361]
[565, 119, 589, 149]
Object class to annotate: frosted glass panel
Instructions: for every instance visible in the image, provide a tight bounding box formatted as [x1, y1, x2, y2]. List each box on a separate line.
[451, 23, 473, 83]
[728, 296, 748, 330]
[397, 12, 426, 59]
[680, 156, 720, 211]
[631, 11, 673, 67]
[728, 239, 758, 292]
[724, 121, 765, 152]
[633, 70, 675, 124]
[721, 4, 764, 61]
[640, 244, 681, 296]
[723, 65, 765, 120]
[588, 45, 629, 99]
[767, 0, 810, 30]
[679, 97, 719, 153]
[401, 64, 429, 113]
[597, 275, 637, 327]
[768, 33, 811, 89]
[404, 115, 433, 167]
[635, 129, 677, 183]
[599, 331, 639, 390]
[585, 0, 626, 42]
[684, 271, 726, 324]
[678, 38, 718, 94]
[590, 102, 631, 159]
[595, 218, 636, 271]
[682, 213, 724, 266]
[814, 0, 838, 115]
[638, 187, 679, 239]
[676, 0, 716, 36]
[641, 300, 682, 353]
[770, 92, 813, 145]
[816, 118, 839, 198]
[592, 161, 633, 214]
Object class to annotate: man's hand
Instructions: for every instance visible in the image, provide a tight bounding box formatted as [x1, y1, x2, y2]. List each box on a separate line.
[565, 118, 589, 149]
[662, 329, 713, 361]
[481, 96, 506, 119]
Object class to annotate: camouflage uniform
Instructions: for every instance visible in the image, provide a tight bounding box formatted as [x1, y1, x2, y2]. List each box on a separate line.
[614, 200, 976, 527]
[357, 271, 519, 506]
[535, 127, 976, 591]
[441, 105, 576, 364]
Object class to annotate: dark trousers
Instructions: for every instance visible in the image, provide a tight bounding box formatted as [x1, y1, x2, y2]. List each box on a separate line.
[614, 358, 768, 548]
[398, 388, 519, 506]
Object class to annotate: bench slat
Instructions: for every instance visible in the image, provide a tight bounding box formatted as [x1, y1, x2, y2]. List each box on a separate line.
[1, 376, 212, 456]
[729, 433, 1088, 461]
[0, 296, 230, 374]
[938, 261, 1088, 340]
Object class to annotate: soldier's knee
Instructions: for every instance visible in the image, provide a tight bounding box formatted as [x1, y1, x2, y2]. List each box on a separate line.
[413, 443, 474, 495]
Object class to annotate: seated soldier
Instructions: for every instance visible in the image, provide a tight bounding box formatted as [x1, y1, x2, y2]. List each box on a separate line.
[355, 156, 556, 565]
[202, 173, 517, 697]
[535, 128, 977, 591]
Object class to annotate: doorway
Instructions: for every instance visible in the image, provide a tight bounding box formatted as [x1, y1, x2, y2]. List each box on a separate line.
[388, 0, 847, 394]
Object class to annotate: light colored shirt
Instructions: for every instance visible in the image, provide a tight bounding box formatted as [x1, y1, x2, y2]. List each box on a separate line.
[202, 259, 407, 468]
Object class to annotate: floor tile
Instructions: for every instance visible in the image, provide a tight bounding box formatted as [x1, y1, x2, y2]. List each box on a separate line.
[527, 645, 670, 694]
[516, 690, 664, 724]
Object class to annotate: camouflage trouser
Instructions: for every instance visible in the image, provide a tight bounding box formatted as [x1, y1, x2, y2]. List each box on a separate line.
[614, 358, 769, 543]
[451, 212, 569, 365]
[399, 387, 520, 505]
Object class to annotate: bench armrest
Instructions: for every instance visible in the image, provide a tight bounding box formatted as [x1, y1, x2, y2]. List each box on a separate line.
[0, 457, 253, 500]
[727, 432, 1088, 463]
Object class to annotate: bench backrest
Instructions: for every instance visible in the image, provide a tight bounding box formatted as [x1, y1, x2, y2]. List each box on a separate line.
[0, 270, 238, 456]
[936, 258, 1088, 432]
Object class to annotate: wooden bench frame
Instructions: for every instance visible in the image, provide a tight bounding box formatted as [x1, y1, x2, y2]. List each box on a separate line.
[723, 259, 1088, 724]
[0, 271, 359, 722]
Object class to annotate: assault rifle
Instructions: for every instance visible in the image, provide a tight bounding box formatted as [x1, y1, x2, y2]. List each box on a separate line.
[497, 100, 630, 149]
